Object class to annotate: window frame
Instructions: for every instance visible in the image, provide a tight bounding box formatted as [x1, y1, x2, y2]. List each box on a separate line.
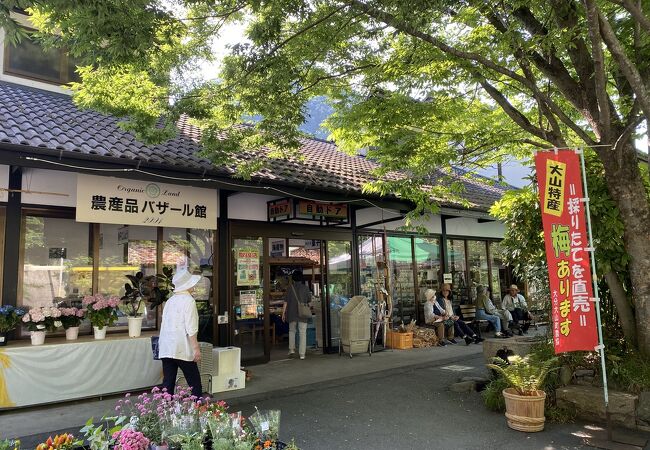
[3, 26, 79, 85]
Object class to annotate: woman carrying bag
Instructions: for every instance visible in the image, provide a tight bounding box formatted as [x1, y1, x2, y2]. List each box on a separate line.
[282, 271, 312, 360]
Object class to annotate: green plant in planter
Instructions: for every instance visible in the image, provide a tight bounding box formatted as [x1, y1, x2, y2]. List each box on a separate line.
[487, 355, 559, 396]
[0, 306, 26, 333]
[0, 438, 20, 450]
[79, 416, 125, 450]
[121, 267, 174, 314]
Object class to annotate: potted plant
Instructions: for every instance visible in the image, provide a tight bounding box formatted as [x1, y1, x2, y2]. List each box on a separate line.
[486, 354, 558, 432]
[121, 268, 173, 338]
[21, 306, 61, 345]
[0, 438, 21, 450]
[59, 307, 86, 340]
[82, 294, 120, 340]
[35, 434, 77, 450]
[0, 306, 25, 346]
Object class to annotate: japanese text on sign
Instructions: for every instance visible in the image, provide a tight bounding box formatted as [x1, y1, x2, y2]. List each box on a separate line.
[535, 150, 598, 353]
[297, 201, 348, 220]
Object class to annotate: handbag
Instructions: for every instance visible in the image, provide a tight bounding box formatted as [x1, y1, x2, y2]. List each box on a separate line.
[291, 284, 312, 320]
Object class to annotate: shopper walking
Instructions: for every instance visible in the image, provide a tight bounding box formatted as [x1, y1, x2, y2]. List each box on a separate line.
[159, 268, 203, 398]
[282, 271, 311, 360]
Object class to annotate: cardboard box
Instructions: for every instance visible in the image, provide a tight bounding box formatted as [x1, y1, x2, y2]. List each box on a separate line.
[210, 370, 246, 394]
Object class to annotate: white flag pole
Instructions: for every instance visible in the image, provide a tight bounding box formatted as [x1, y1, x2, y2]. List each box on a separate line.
[577, 147, 611, 438]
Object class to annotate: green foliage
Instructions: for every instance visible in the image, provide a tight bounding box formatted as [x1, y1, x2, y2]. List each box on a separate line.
[481, 376, 509, 412]
[0, 438, 20, 450]
[487, 354, 558, 396]
[121, 268, 174, 313]
[607, 351, 650, 394]
[79, 417, 125, 450]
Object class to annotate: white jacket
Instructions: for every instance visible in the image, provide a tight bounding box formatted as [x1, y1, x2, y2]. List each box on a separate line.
[158, 291, 199, 361]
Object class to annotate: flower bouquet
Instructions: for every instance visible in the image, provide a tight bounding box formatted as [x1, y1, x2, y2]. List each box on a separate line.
[82, 294, 120, 339]
[35, 434, 77, 450]
[22, 306, 62, 345]
[112, 429, 149, 450]
[59, 307, 86, 340]
[249, 409, 281, 443]
[0, 305, 25, 345]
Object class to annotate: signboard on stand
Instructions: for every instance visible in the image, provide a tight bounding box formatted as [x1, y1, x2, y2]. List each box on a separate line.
[535, 150, 598, 353]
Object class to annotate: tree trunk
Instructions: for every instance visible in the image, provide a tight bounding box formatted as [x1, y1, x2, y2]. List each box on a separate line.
[604, 270, 637, 347]
[596, 140, 650, 355]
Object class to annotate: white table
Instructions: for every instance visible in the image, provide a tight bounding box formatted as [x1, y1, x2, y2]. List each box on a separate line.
[0, 332, 162, 409]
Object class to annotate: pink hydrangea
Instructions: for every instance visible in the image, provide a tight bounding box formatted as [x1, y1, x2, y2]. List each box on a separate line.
[112, 429, 149, 450]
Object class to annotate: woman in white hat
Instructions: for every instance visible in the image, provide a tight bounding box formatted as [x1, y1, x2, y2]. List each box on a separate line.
[159, 268, 203, 398]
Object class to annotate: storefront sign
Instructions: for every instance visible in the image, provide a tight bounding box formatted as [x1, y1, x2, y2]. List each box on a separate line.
[270, 239, 286, 257]
[236, 250, 260, 286]
[535, 150, 598, 353]
[76, 174, 217, 229]
[297, 200, 348, 220]
[268, 198, 292, 221]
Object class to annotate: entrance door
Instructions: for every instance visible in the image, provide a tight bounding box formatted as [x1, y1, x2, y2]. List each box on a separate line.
[324, 241, 353, 351]
[232, 237, 266, 362]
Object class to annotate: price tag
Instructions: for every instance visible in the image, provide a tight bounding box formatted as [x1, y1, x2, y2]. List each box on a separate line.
[261, 421, 269, 432]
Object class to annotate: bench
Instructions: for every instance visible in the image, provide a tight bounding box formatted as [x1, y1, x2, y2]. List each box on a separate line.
[459, 304, 490, 336]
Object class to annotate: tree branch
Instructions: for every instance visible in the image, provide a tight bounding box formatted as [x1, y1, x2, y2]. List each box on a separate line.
[617, 0, 650, 34]
[584, 0, 612, 142]
[598, 8, 650, 122]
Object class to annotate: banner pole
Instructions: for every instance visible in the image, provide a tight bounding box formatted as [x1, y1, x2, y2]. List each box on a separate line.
[577, 148, 610, 437]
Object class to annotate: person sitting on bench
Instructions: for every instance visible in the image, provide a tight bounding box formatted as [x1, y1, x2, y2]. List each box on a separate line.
[502, 284, 532, 335]
[475, 285, 509, 338]
[437, 283, 483, 345]
[423, 289, 455, 346]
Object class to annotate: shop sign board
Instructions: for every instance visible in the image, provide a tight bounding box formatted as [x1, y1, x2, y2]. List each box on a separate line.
[76, 174, 217, 229]
[297, 200, 348, 220]
[270, 239, 286, 257]
[535, 150, 598, 353]
[268, 198, 292, 221]
[236, 250, 260, 286]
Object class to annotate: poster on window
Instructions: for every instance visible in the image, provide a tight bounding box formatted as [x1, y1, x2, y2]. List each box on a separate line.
[236, 250, 260, 286]
[535, 150, 598, 353]
[76, 174, 217, 229]
[239, 289, 258, 318]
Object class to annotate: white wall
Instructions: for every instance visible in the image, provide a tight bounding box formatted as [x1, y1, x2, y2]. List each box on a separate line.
[21, 168, 77, 207]
[356, 206, 443, 233]
[445, 216, 504, 238]
[228, 192, 282, 221]
[0, 165, 8, 202]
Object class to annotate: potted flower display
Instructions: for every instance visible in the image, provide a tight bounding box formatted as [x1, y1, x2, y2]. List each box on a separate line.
[35, 434, 77, 450]
[121, 268, 174, 338]
[21, 306, 62, 345]
[486, 354, 558, 432]
[0, 305, 25, 346]
[59, 307, 86, 340]
[82, 294, 120, 340]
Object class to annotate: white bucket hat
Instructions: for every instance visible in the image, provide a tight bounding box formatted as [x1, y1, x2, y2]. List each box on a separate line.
[172, 268, 202, 292]
[424, 289, 436, 301]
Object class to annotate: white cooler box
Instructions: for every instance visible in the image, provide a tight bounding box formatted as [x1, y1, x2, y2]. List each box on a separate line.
[212, 346, 241, 375]
[210, 370, 246, 393]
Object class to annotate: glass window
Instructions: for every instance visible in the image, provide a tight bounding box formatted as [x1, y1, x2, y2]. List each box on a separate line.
[446, 239, 468, 305]
[98, 224, 157, 330]
[0, 207, 4, 304]
[358, 235, 383, 303]
[4, 29, 80, 84]
[20, 215, 92, 308]
[414, 237, 441, 322]
[326, 241, 352, 347]
[490, 241, 508, 305]
[467, 240, 489, 304]
[387, 236, 416, 325]
[163, 228, 215, 342]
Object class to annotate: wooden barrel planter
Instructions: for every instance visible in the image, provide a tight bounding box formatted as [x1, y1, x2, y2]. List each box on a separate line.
[502, 388, 546, 432]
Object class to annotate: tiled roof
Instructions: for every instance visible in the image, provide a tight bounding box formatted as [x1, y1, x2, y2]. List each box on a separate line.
[0, 81, 510, 211]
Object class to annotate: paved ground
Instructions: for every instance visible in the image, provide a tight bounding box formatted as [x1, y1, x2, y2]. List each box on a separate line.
[4, 331, 650, 449]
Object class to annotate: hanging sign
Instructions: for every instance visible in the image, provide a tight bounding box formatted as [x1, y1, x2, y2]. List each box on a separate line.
[297, 200, 348, 220]
[535, 150, 598, 353]
[236, 249, 260, 286]
[267, 198, 292, 221]
[76, 174, 217, 229]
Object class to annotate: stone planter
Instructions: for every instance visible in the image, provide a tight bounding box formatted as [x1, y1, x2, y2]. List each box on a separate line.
[65, 326, 80, 341]
[128, 316, 144, 338]
[503, 387, 546, 432]
[93, 326, 107, 340]
[30, 330, 46, 346]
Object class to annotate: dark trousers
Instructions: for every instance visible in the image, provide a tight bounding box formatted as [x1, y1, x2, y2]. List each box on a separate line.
[162, 358, 202, 398]
[453, 319, 476, 338]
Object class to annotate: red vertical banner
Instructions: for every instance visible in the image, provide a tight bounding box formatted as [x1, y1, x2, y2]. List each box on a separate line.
[535, 150, 599, 353]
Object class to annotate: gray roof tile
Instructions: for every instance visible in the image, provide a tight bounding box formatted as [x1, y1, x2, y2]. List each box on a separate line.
[0, 81, 510, 211]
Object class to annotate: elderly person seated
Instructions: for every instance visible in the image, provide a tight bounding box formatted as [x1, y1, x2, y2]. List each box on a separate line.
[502, 284, 532, 335]
[437, 283, 483, 345]
[475, 285, 511, 338]
[423, 289, 455, 346]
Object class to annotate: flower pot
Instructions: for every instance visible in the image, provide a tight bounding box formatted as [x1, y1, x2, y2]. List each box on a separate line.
[128, 316, 144, 337]
[502, 387, 546, 432]
[65, 326, 80, 341]
[93, 326, 107, 340]
[30, 330, 46, 346]
[0, 332, 7, 346]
